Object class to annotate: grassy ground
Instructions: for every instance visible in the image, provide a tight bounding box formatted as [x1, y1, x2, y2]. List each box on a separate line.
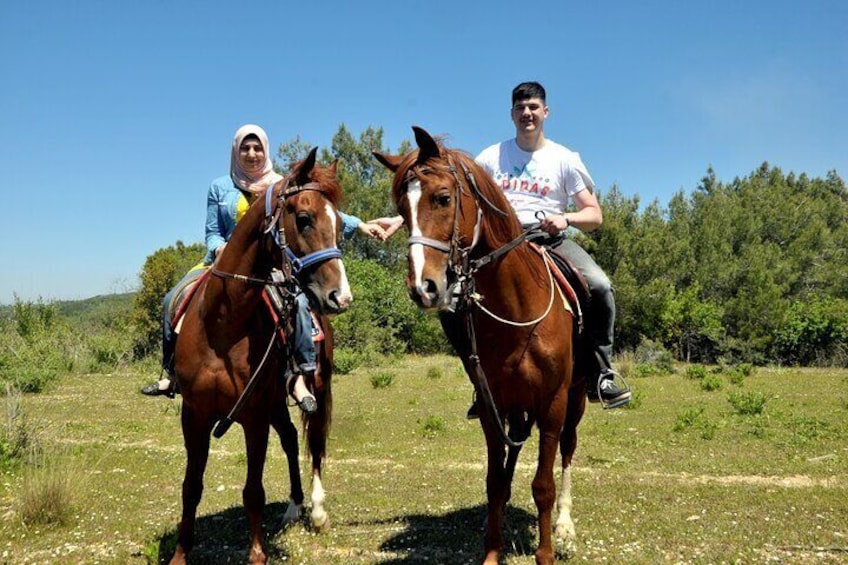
[1, 356, 846, 564]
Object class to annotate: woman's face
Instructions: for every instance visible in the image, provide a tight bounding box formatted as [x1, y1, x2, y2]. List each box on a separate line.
[238, 135, 266, 175]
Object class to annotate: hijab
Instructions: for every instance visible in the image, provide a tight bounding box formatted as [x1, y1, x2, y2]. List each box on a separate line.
[229, 124, 283, 196]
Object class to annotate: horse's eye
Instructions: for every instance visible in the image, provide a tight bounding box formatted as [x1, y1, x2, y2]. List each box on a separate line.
[435, 193, 451, 207]
[296, 212, 313, 233]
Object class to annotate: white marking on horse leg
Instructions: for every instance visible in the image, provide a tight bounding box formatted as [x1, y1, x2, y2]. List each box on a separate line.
[281, 497, 301, 527]
[310, 472, 329, 530]
[555, 466, 577, 557]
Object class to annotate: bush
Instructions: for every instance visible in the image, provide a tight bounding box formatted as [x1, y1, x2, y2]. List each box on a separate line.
[775, 298, 848, 366]
[420, 415, 446, 438]
[685, 364, 708, 380]
[370, 371, 395, 389]
[699, 374, 723, 392]
[728, 390, 769, 416]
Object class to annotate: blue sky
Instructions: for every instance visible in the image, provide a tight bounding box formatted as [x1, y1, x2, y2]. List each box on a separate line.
[1, 1, 846, 304]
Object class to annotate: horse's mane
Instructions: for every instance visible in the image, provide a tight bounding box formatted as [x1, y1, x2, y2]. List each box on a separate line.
[303, 164, 343, 207]
[391, 142, 523, 250]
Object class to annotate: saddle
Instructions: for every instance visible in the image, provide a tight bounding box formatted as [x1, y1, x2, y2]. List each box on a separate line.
[527, 242, 591, 335]
[167, 268, 324, 344]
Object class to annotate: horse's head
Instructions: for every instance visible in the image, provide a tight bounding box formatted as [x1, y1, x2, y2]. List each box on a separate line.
[274, 147, 352, 315]
[374, 127, 520, 311]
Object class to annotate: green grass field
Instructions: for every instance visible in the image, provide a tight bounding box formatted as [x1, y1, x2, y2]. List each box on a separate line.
[1, 356, 846, 564]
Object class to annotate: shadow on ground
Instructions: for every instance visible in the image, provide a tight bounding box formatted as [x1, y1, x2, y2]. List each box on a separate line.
[359, 504, 538, 564]
[152, 501, 292, 564]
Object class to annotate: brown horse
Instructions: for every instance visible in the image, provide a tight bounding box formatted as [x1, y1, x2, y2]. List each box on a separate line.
[169, 148, 350, 565]
[375, 128, 588, 565]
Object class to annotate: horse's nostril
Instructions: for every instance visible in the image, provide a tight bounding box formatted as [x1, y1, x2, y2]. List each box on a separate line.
[423, 279, 438, 298]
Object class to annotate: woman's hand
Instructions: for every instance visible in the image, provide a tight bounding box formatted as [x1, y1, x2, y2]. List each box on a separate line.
[357, 221, 388, 241]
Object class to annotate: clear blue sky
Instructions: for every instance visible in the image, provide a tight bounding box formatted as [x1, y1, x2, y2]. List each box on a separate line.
[1, 1, 846, 304]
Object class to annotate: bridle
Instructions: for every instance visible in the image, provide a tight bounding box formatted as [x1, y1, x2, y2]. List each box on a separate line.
[403, 154, 547, 448]
[211, 175, 343, 286]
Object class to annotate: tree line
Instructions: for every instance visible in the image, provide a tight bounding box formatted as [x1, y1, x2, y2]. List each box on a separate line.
[131, 125, 847, 368]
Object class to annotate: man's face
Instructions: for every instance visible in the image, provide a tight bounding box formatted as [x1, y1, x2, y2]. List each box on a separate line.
[511, 97, 549, 134]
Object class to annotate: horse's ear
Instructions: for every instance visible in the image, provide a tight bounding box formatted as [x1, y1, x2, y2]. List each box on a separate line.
[373, 151, 402, 173]
[328, 159, 339, 176]
[293, 147, 319, 181]
[412, 126, 440, 163]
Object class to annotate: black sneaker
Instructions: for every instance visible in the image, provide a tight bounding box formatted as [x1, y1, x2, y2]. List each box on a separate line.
[587, 372, 631, 409]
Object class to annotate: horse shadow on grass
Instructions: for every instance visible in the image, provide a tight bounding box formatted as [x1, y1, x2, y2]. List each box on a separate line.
[151, 501, 292, 565]
[358, 504, 539, 564]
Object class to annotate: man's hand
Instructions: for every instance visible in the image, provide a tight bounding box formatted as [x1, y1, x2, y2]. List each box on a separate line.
[539, 214, 569, 235]
[370, 215, 405, 238]
[357, 221, 388, 241]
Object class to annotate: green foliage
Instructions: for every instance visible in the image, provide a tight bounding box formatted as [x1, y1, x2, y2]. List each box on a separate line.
[370, 371, 395, 389]
[131, 241, 205, 358]
[699, 374, 723, 392]
[685, 364, 707, 380]
[332, 258, 450, 357]
[0, 386, 33, 472]
[426, 367, 442, 380]
[673, 406, 706, 431]
[419, 415, 446, 438]
[727, 390, 769, 416]
[596, 164, 848, 367]
[775, 297, 848, 366]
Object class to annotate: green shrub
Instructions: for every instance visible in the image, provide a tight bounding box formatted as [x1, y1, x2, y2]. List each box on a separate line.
[0, 386, 34, 472]
[370, 371, 395, 389]
[673, 406, 705, 431]
[700, 374, 723, 392]
[728, 390, 769, 416]
[18, 453, 76, 526]
[420, 415, 446, 438]
[685, 364, 707, 380]
[426, 367, 443, 380]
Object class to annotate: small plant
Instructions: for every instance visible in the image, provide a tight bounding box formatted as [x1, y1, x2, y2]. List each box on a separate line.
[370, 371, 395, 389]
[427, 367, 443, 380]
[0, 385, 34, 471]
[685, 364, 707, 380]
[699, 420, 718, 440]
[420, 415, 446, 438]
[333, 348, 361, 375]
[700, 374, 724, 392]
[454, 364, 466, 378]
[673, 406, 705, 431]
[18, 452, 76, 526]
[728, 390, 769, 416]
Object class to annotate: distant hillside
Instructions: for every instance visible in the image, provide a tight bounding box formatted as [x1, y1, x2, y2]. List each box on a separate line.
[0, 293, 136, 326]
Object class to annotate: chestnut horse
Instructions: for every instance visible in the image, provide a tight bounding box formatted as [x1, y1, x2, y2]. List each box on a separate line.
[375, 128, 588, 565]
[169, 148, 350, 565]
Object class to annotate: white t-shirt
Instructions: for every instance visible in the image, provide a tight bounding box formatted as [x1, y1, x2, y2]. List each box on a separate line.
[475, 139, 595, 226]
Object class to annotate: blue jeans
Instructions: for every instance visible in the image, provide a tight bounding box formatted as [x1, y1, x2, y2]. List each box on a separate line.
[292, 292, 317, 375]
[553, 238, 616, 374]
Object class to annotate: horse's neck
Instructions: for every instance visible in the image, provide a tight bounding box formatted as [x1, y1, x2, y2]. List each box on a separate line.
[474, 243, 546, 315]
[202, 230, 269, 326]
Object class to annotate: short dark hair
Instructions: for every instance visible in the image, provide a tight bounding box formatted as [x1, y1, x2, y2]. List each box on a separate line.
[512, 81, 546, 105]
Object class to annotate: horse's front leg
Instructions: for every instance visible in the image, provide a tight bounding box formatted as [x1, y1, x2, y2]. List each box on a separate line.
[305, 385, 332, 531]
[555, 388, 586, 558]
[242, 416, 270, 565]
[534, 393, 569, 565]
[480, 419, 509, 565]
[271, 407, 303, 526]
[170, 403, 213, 565]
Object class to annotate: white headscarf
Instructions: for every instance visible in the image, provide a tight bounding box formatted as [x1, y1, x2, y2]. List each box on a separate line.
[229, 124, 283, 195]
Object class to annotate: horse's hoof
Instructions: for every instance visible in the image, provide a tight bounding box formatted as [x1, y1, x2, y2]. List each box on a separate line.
[312, 513, 330, 533]
[282, 502, 301, 527]
[555, 536, 577, 560]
